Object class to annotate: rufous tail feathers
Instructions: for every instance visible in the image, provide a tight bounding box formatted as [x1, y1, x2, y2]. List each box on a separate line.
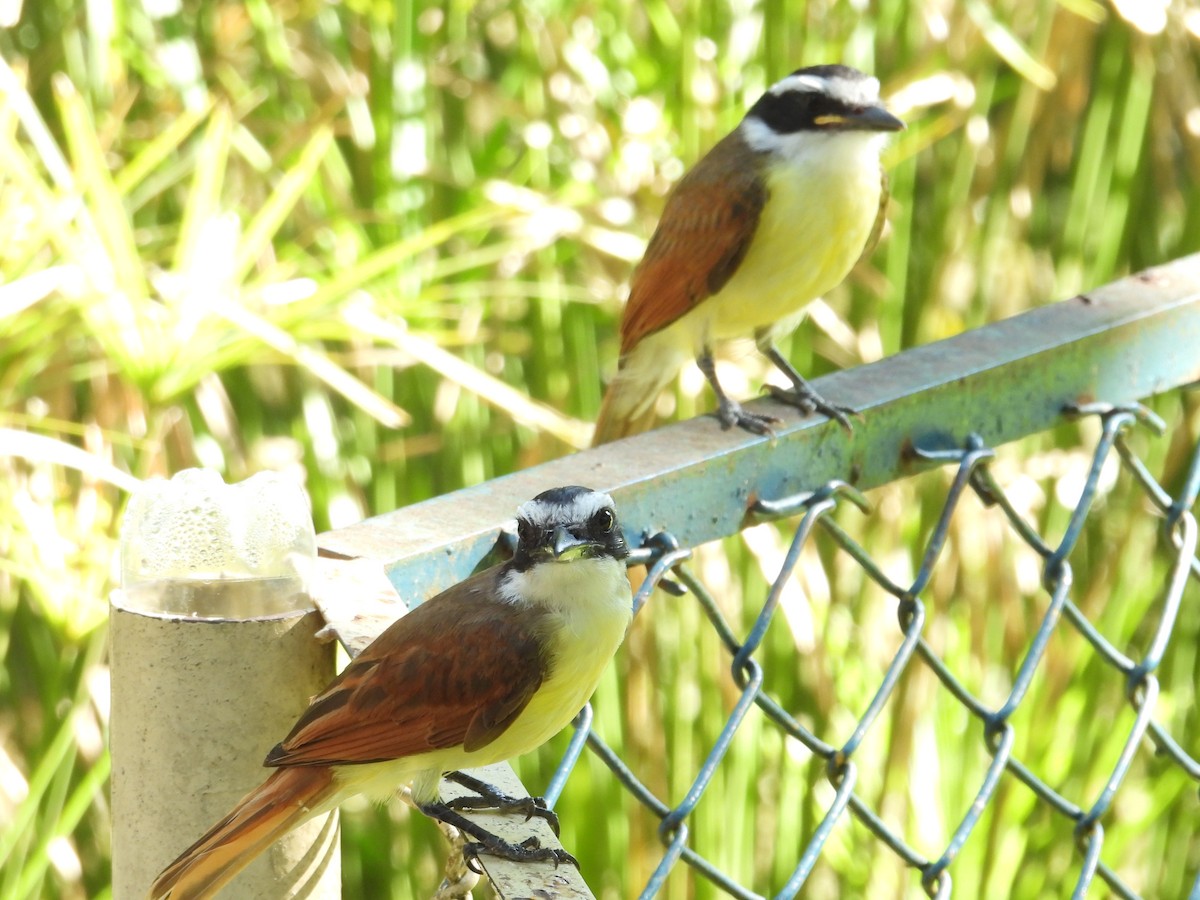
[147, 766, 335, 900]
[592, 380, 661, 445]
[592, 347, 684, 446]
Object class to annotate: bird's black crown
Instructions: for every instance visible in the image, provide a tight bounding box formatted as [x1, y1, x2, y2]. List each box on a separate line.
[747, 64, 897, 136]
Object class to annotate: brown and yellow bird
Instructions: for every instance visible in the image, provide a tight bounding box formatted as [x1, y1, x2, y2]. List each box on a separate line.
[593, 64, 904, 445]
[148, 486, 632, 899]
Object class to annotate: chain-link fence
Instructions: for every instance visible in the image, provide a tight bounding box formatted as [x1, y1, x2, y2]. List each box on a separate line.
[318, 258, 1200, 898]
[538, 401, 1198, 898]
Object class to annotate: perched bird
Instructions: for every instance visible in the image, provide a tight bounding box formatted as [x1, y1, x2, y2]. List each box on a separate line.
[148, 486, 632, 899]
[593, 64, 904, 445]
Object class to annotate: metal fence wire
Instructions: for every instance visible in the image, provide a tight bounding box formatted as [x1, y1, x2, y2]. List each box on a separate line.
[316, 258, 1200, 900]
[536, 401, 1200, 900]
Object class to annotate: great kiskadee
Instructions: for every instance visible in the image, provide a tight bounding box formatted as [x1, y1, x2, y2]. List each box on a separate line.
[592, 64, 904, 445]
[148, 486, 632, 899]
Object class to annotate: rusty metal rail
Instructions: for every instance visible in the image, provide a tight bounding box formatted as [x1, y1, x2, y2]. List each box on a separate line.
[316, 255, 1200, 897]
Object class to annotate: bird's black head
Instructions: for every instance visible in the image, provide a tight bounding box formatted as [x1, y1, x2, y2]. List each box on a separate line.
[511, 486, 629, 572]
[746, 64, 904, 137]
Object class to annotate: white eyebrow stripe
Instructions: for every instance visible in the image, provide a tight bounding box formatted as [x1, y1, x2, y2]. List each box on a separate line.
[768, 72, 882, 107]
[769, 74, 830, 96]
[516, 491, 615, 528]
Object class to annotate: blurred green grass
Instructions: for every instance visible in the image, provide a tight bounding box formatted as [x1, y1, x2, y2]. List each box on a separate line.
[1, 0, 1198, 897]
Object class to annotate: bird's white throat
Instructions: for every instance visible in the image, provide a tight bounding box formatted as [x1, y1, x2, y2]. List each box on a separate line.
[499, 555, 631, 626]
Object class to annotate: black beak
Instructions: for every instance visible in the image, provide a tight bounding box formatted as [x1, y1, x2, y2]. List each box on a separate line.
[848, 104, 905, 132]
[551, 525, 595, 560]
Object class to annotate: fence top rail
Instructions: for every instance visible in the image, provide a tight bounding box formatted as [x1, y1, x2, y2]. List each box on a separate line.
[318, 255, 1200, 602]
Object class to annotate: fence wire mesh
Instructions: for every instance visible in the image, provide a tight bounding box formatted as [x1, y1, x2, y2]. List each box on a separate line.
[315, 261, 1200, 897]
[539, 400, 1200, 899]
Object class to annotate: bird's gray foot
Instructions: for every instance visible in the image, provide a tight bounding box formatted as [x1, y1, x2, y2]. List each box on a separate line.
[764, 384, 858, 433]
[421, 800, 578, 873]
[462, 837, 579, 873]
[444, 770, 560, 834]
[715, 396, 781, 436]
[698, 349, 779, 437]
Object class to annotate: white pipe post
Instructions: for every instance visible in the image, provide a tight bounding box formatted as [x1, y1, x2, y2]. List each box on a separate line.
[110, 470, 340, 898]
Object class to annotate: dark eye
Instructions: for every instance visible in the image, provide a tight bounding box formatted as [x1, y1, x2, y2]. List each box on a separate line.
[591, 507, 616, 534]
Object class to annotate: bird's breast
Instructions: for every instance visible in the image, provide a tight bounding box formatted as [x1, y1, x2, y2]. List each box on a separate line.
[482, 559, 632, 759]
[707, 137, 885, 339]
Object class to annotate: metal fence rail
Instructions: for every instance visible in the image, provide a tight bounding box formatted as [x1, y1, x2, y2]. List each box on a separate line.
[317, 255, 1200, 898]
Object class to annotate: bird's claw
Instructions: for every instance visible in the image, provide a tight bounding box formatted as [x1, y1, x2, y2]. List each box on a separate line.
[463, 844, 487, 875]
[444, 774, 561, 835]
[518, 797, 560, 835]
[462, 838, 579, 871]
[763, 384, 859, 433]
[523, 797, 561, 833]
[714, 398, 781, 437]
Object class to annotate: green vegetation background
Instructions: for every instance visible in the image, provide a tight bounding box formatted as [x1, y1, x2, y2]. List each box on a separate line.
[2, 0, 1198, 897]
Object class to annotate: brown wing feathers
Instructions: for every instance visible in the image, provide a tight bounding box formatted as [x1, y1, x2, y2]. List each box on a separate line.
[266, 569, 547, 767]
[618, 132, 765, 353]
[591, 133, 766, 444]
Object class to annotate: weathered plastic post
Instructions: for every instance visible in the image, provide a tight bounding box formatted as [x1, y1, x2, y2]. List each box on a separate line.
[110, 469, 340, 898]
